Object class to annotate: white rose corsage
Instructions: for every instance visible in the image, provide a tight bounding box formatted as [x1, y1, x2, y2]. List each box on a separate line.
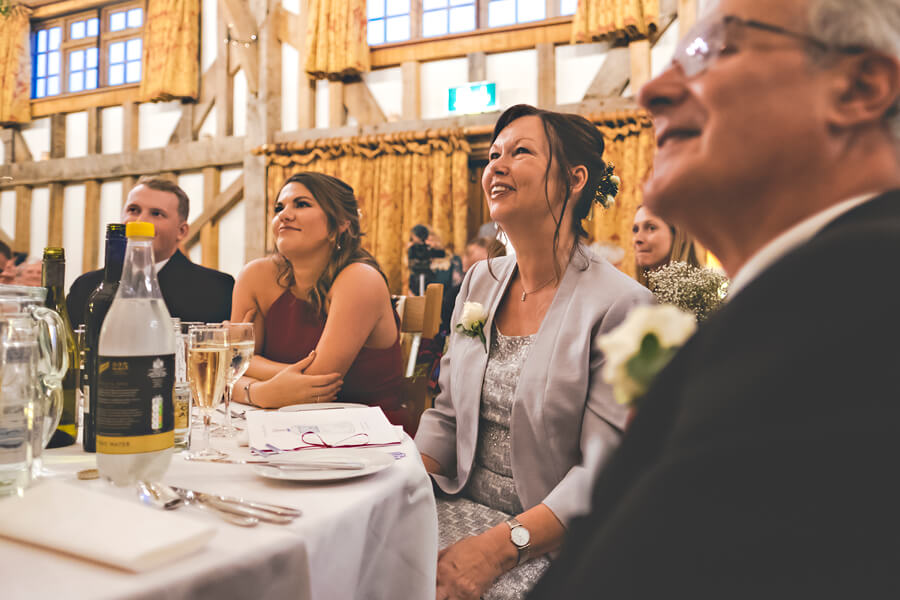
[455, 301, 488, 351]
[598, 304, 697, 407]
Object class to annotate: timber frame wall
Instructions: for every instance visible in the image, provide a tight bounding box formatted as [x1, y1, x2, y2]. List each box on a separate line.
[0, 0, 698, 275]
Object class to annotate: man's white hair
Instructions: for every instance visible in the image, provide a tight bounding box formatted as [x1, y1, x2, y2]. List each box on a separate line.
[807, 0, 900, 150]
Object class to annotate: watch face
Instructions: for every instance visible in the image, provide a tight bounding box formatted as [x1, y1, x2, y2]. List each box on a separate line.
[511, 526, 530, 547]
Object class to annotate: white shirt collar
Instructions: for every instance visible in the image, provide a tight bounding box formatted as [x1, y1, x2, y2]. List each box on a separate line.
[155, 257, 170, 272]
[728, 193, 878, 297]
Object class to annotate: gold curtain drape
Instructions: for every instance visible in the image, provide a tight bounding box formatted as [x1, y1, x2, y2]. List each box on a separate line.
[0, 4, 32, 125]
[305, 0, 370, 80]
[572, 0, 660, 44]
[139, 0, 200, 102]
[257, 131, 471, 293]
[586, 110, 656, 278]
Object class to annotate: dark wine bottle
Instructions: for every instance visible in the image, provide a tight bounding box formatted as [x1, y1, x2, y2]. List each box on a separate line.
[43, 247, 78, 448]
[82, 224, 127, 453]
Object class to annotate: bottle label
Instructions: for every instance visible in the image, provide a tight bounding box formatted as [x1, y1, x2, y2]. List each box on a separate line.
[96, 354, 175, 454]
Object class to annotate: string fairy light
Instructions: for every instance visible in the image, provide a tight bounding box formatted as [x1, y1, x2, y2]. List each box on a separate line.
[222, 23, 258, 49]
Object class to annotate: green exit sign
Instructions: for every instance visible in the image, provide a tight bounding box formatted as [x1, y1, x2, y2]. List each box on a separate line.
[448, 82, 497, 114]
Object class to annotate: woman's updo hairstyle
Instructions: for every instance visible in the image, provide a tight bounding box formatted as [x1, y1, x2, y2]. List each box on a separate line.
[491, 105, 617, 268]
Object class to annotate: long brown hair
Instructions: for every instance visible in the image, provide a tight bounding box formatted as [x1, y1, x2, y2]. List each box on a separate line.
[274, 172, 387, 315]
[633, 205, 702, 287]
[489, 104, 614, 280]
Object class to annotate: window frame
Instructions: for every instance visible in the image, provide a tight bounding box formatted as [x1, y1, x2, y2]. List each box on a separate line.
[30, 0, 146, 103]
[367, 0, 571, 46]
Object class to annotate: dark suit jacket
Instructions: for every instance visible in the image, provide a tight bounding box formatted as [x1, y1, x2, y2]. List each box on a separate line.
[529, 191, 900, 599]
[67, 249, 235, 327]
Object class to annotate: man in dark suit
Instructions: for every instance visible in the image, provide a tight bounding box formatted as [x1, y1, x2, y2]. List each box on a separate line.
[529, 0, 900, 598]
[68, 177, 234, 327]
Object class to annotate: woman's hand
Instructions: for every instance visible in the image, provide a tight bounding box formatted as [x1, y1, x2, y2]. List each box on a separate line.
[435, 533, 508, 600]
[255, 352, 343, 408]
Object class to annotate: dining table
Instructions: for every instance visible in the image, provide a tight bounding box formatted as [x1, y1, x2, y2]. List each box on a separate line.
[0, 415, 438, 600]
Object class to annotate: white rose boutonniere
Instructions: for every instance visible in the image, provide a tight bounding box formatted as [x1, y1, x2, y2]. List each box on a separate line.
[456, 301, 488, 351]
[598, 304, 697, 408]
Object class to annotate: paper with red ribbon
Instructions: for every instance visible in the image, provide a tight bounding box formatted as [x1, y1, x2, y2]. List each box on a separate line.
[246, 406, 403, 453]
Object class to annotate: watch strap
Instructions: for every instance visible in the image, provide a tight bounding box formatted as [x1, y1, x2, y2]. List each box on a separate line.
[505, 518, 531, 566]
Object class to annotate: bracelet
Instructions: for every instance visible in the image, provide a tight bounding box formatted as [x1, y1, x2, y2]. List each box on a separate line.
[244, 381, 259, 408]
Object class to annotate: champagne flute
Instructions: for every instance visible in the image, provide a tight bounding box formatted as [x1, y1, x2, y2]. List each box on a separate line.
[212, 322, 254, 438]
[186, 327, 228, 460]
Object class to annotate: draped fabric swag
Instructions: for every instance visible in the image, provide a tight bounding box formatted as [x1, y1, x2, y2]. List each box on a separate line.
[139, 0, 200, 102]
[572, 0, 660, 43]
[257, 131, 470, 293]
[305, 0, 370, 80]
[586, 110, 656, 278]
[0, 4, 32, 125]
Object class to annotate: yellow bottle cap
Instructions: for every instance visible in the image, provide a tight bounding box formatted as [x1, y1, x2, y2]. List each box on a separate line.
[126, 221, 155, 238]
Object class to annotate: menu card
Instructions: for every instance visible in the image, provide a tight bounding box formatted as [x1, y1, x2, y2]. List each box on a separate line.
[247, 406, 403, 452]
[0, 480, 215, 572]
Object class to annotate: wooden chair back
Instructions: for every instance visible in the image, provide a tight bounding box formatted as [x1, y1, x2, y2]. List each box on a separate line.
[393, 283, 443, 433]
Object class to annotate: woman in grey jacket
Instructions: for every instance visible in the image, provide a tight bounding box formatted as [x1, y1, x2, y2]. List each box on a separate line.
[415, 104, 652, 600]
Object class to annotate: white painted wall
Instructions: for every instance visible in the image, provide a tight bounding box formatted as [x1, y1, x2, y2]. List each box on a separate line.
[29, 187, 49, 260]
[61, 184, 86, 290]
[65, 111, 88, 157]
[0, 190, 15, 239]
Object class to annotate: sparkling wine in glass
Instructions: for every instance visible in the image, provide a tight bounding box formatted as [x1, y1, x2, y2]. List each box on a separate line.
[186, 327, 228, 459]
[212, 322, 254, 438]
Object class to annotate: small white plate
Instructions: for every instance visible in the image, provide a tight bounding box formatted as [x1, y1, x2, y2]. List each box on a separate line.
[277, 402, 368, 412]
[250, 449, 394, 482]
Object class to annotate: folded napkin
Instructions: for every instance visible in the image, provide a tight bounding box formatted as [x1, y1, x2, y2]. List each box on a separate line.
[0, 480, 215, 572]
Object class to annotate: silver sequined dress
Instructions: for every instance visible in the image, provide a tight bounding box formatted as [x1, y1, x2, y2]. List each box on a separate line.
[436, 327, 550, 600]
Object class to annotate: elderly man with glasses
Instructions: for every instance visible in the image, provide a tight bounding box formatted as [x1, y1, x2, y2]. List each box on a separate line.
[526, 0, 900, 598]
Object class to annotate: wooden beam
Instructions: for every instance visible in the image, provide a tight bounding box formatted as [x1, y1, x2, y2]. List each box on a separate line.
[13, 185, 30, 254]
[49, 114, 66, 159]
[83, 180, 101, 272]
[200, 167, 220, 269]
[328, 80, 345, 128]
[169, 102, 196, 145]
[220, 0, 260, 95]
[678, 0, 698, 36]
[86, 107, 102, 155]
[583, 47, 631, 99]
[122, 101, 139, 153]
[32, 0, 109, 19]
[275, 5, 302, 46]
[184, 175, 243, 248]
[122, 176, 136, 207]
[401, 61, 421, 120]
[0, 228, 12, 249]
[192, 62, 217, 138]
[0, 137, 246, 188]
[216, 11, 235, 137]
[48, 183, 64, 248]
[31, 86, 139, 118]
[536, 42, 556, 108]
[293, 0, 315, 130]
[1, 128, 33, 163]
[370, 18, 572, 68]
[467, 52, 486, 81]
[343, 80, 386, 125]
[629, 39, 652, 93]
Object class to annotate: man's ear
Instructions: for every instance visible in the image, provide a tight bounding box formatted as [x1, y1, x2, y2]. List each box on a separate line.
[175, 221, 189, 243]
[828, 52, 900, 128]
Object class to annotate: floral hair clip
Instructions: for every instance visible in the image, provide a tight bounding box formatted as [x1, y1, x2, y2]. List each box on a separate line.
[594, 163, 621, 209]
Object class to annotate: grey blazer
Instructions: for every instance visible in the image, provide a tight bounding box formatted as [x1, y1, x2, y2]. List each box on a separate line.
[415, 248, 653, 526]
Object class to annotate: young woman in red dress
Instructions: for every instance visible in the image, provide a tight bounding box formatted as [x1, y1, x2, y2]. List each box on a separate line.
[231, 172, 410, 432]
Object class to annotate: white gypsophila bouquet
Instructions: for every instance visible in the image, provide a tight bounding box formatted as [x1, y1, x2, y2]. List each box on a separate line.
[598, 304, 697, 407]
[646, 262, 729, 321]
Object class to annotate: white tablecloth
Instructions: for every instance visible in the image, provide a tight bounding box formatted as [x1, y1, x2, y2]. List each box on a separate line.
[1, 434, 438, 600]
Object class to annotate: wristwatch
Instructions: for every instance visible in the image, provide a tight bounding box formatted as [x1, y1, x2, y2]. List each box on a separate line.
[506, 518, 531, 565]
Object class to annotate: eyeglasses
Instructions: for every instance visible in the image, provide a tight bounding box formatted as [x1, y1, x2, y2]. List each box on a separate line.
[671, 14, 866, 78]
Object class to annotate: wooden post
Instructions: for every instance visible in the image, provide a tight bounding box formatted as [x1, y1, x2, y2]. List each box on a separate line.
[47, 115, 66, 249]
[217, 9, 235, 137]
[122, 101, 139, 207]
[536, 42, 556, 108]
[678, 0, 698, 37]
[468, 52, 486, 82]
[296, 0, 316, 129]
[83, 180, 101, 271]
[87, 107, 102, 155]
[49, 114, 66, 160]
[401, 61, 421, 120]
[328, 80, 345, 128]
[243, 0, 282, 262]
[14, 185, 31, 254]
[201, 167, 220, 269]
[629, 39, 652, 93]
